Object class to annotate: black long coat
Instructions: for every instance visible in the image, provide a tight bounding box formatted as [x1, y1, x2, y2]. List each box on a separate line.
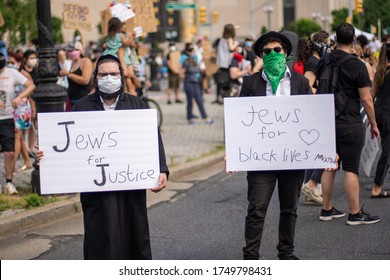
[72, 92, 169, 260]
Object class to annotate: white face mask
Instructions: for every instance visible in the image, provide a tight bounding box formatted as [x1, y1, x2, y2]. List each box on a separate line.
[27, 58, 38, 68]
[97, 75, 122, 94]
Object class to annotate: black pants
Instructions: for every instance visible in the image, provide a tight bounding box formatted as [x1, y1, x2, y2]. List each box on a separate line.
[375, 131, 390, 186]
[243, 170, 304, 259]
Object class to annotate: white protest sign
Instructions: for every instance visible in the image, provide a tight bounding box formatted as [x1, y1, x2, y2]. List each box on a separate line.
[360, 125, 380, 177]
[38, 110, 159, 194]
[224, 95, 336, 171]
[110, 2, 135, 22]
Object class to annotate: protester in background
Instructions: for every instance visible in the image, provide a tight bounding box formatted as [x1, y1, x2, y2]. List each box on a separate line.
[60, 41, 93, 111]
[214, 23, 239, 104]
[103, 17, 139, 95]
[356, 34, 376, 67]
[194, 37, 208, 95]
[36, 54, 169, 259]
[293, 38, 310, 75]
[304, 30, 331, 93]
[165, 41, 183, 104]
[370, 37, 390, 199]
[317, 23, 380, 225]
[20, 49, 39, 158]
[7, 52, 33, 173]
[181, 47, 213, 125]
[352, 44, 374, 83]
[238, 31, 311, 260]
[300, 31, 331, 206]
[242, 37, 257, 69]
[227, 45, 251, 97]
[0, 52, 35, 194]
[56, 49, 72, 90]
[368, 35, 381, 57]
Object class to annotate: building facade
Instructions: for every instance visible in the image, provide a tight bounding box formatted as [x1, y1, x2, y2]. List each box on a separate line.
[51, 0, 350, 44]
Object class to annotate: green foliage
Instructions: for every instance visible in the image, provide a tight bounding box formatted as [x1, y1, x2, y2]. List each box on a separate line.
[331, 8, 348, 32]
[0, 194, 26, 211]
[362, 0, 390, 32]
[0, 0, 63, 47]
[285, 18, 322, 38]
[260, 26, 268, 35]
[24, 194, 45, 208]
[51, 17, 64, 44]
[331, 1, 390, 33]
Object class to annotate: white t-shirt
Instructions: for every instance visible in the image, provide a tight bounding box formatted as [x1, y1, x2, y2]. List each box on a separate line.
[0, 67, 28, 120]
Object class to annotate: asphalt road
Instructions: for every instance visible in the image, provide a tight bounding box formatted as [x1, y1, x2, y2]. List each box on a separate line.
[1, 162, 389, 260]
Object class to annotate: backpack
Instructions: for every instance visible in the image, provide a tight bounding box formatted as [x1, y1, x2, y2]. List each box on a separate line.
[316, 53, 355, 116]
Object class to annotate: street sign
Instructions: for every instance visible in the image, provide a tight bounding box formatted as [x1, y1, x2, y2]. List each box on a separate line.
[166, 3, 196, 10]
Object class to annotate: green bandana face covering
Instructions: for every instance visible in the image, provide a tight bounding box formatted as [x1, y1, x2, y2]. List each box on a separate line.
[262, 51, 287, 94]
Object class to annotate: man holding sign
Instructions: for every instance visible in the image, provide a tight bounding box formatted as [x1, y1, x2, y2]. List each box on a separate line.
[37, 54, 168, 260]
[237, 31, 312, 260]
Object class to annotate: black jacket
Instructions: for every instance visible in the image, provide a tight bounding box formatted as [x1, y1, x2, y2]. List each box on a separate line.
[240, 70, 312, 96]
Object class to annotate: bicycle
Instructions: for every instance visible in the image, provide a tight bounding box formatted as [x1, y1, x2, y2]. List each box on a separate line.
[138, 83, 163, 129]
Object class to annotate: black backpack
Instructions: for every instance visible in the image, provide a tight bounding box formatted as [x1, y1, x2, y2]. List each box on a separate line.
[316, 53, 355, 116]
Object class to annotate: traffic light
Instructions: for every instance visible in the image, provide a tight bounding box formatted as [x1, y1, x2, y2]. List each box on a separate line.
[212, 12, 219, 24]
[199, 6, 207, 24]
[355, 0, 363, 14]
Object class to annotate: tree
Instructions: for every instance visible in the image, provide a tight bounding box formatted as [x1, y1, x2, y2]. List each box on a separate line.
[0, 0, 63, 47]
[362, 0, 390, 33]
[331, 1, 390, 34]
[284, 18, 321, 38]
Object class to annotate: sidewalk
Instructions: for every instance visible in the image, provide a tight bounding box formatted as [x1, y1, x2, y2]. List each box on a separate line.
[0, 89, 226, 235]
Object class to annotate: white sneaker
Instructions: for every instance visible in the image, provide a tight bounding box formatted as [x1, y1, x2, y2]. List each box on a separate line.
[3, 182, 18, 195]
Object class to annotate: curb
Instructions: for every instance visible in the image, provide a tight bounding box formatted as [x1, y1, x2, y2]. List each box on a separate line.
[0, 151, 225, 237]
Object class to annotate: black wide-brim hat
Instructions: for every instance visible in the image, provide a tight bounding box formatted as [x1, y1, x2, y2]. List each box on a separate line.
[254, 31, 292, 57]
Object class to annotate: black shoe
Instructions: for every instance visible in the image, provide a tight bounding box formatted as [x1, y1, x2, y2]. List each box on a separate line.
[28, 150, 36, 158]
[279, 254, 299, 260]
[175, 99, 183, 104]
[167, 100, 172, 105]
[319, 207, 345, 221]
[347, 206, 380, 225]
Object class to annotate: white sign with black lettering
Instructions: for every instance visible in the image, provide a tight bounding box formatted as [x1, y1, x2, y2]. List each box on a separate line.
[224, 95, 336, 171]
[38, 110, 159, 194]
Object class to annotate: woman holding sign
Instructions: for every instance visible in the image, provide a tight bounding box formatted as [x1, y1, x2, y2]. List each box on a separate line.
[36, 54, 169, 260]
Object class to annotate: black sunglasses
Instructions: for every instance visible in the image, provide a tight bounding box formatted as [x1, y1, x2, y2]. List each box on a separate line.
[262, 47, 282, 55]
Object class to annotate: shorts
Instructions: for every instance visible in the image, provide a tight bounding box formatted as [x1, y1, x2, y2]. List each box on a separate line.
[0, 118, 16, 152]
[336, 122, 364, 174]
[168, 73, 180, 89]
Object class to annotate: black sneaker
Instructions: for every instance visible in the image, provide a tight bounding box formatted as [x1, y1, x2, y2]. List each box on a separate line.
[347, 206, 380, 225]
[319, 207, 346, 221]
[279, 253, 299, 260]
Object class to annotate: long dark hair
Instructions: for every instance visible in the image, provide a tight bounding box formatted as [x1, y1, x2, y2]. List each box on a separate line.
[373, 42, 390, 96]
[21, 49, 37, 69]
[107, 17, 123, 39]
[222, 24, 236, 39]
[185, 47, 197, 66]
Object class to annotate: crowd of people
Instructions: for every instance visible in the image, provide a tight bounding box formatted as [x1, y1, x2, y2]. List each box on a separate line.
[1, 18, 389, 260]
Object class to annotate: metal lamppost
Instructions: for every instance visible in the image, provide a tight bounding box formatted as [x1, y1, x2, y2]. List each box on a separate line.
[31, 0, 67, 194]
[263, 5, 274, 32]
[311, 12, 321, 23]
[321, 15, 330, 32]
